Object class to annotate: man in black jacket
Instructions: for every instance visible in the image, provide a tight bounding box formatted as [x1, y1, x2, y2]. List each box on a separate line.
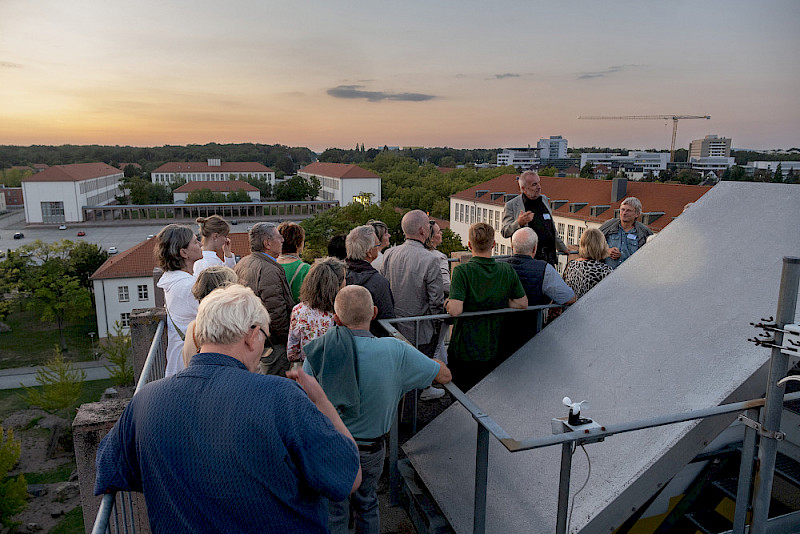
[345, 225, 395, 337]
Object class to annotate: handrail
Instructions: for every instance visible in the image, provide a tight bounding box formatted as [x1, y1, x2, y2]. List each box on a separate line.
[91, 494, 115, 534]
[135, 319, 165, 394]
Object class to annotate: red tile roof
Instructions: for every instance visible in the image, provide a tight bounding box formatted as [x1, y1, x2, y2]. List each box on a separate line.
[299, 162, 380, 179]
[153, 162, 273, 173]
[91, 233, 253, 280]
[22, 162, 121, 183]
[173, 180, 259, 193]
[451, 175, 711, 232]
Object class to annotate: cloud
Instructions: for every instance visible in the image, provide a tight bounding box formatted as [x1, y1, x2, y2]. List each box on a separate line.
[0, 61, 23, 69]
[492, 73, 520, 79]
[327, 85, 435, 102]
[578, 64, 640, 80]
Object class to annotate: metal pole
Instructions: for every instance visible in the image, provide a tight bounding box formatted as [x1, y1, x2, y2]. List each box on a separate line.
[733, 407, 759, 534]
[556, 442, 573, 534]
[389, 408, 401, 506]
[751, 257, 800, 534]
[473, 424, 490, 534]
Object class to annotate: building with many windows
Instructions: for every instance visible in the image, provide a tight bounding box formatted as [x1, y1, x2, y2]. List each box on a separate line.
[90, 233, 252, 337]
[21, 163, 122, 223]
[151, 159, 275, 186]
[172, 180, 261, 203]
[580, 152, 670, 180]
[689, 135, 731, 160]
[537, 135, 568, 160]
[297, 162, 381, 205]
[496, 148, 539, 169]
[449, 175, 711, 269]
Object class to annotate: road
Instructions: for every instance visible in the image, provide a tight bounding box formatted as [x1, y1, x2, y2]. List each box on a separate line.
[0, 358, 112, 390]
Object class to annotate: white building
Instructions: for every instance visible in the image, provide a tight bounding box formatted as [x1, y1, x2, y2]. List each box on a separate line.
[172, 180, 261, 203]
[690, 156, 735, 174]
[496, 148, 539, 169]
[580, 152, 669, 179]
[449, 175, 711, 270]
[21, 162, 122, 223]
[538, 136, 568, 160]
[298, 162, 381, 205]
[689, 135, 731, 159]
[151, 159, 275, 186]
[745, 160, 800, 179]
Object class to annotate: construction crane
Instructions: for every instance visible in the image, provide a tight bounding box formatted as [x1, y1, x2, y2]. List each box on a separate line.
[577, 115, 711, 162]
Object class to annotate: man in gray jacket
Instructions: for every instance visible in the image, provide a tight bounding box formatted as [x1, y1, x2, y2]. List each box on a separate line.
[501, 171, 568, 266]
[234, 222, 295, 376]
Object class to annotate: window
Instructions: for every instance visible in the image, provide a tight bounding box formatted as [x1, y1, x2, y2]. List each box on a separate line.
[138, 285, 149, 300]
[118, 286, 129, 302]
[460, 204, 464, 223]
[470, 206, 475, 223]
[567, 225, 576, 245]
[483, 208, 487, 222]
[557, 223, 565, 237]
[41, 201, 65, 224]
[495, 211, 500, 230]
[577, 226, 585, 243]
[500, 244, 506, 254]
[120, 313, 131, 328]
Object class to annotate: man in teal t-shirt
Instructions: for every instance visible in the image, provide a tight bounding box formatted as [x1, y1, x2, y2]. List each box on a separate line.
[446, 222, 527, 391]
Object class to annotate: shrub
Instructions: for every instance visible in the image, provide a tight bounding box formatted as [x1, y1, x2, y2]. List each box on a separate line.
[103, 322, 134, 387]
[0, 426, 27, 527]
[22, 346, 86, 417]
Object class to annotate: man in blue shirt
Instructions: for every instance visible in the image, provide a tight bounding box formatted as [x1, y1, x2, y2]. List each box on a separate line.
[95, 285, 361, 533]
[599, 197, 653, 269]
[304, 285, 452, 533]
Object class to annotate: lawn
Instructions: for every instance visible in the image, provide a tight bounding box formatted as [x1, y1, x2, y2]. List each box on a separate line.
[0, 308, 99, 369]
[0, 378, 116, 422]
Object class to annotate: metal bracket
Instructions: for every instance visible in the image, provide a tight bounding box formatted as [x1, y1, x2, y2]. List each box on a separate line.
[738, 414, 785, 441]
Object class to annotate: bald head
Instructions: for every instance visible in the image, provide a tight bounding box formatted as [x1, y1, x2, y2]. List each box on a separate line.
[401, 209, 431, 241]
[334, 285, 376, 329]
[511, 227, 538, 256]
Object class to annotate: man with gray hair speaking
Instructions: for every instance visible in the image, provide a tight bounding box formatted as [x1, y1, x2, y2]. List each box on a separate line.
[234, 222, 295, 376]
[599, 196, 653, 269]
[95, 284, 361, 533]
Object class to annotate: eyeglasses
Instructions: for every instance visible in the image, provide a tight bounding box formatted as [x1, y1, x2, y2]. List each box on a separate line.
[429, 220, 436, 233]
[252, 325, 273, 358]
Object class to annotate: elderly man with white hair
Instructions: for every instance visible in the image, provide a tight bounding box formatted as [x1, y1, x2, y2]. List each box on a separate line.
[345, 225, 395, 336]
[380, 209, 445, 400]
[94, 284, 361, 533]
[505, 227, 575, 306]
[599, 196, 653, 269]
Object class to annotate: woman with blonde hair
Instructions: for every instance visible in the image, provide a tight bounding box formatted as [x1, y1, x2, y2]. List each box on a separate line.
[276, 221, 310, 302]
[562, 228, 614, 299]
[287, 257, 346, 363]
[181, 266, 240, 367]
[193, 215, 236, 275]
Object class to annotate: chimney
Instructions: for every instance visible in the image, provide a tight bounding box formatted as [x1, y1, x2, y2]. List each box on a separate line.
[611, 177, 627, 203]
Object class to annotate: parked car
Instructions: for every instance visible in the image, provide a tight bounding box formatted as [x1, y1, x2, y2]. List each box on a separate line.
[13, 232, 24, 239]
[77, 231, 86, 237]
[108, 246, 118, 254]
[147, 234, 155, 239]
[230, 220, 238, 225]
[58, 225, 67, 230]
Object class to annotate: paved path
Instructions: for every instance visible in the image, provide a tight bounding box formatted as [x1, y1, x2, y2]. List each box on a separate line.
[0, 359, 112, 390]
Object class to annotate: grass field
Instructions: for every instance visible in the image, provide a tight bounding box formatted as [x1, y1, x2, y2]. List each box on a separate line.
[0, 308, 99, 369]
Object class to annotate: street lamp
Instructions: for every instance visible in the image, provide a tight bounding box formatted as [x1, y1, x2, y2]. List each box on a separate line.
[88, 332, 97, 359]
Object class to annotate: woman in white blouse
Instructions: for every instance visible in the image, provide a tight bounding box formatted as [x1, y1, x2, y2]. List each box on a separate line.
[193, 215, 236, 275]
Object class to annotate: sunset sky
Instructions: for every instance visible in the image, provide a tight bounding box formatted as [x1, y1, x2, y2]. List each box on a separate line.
[1, 0, 798, 152]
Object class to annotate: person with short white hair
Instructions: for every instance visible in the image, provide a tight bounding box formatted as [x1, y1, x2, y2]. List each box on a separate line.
[345, 225, 395, 336]
[507, 227, 575, 306]
[599, 196, 653, 269]
[95, 284, 362, 533]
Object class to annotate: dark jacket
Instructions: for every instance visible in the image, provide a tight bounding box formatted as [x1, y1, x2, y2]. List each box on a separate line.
[234, 252, 295, 344]
[503, 254, 549, 305]
[346, 259, 395, 337]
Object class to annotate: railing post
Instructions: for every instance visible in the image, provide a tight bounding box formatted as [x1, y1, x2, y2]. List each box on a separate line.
[390, 408, 401, 506]
[733, 407, 759, 533]
[556, 442, 573, 534]
[473, 424, 490, 534]
[130, 308, 166, 385]
[751, 257, 800, 534]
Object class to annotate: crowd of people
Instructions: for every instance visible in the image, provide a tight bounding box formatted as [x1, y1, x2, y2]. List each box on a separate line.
[95, 172, 654, 532]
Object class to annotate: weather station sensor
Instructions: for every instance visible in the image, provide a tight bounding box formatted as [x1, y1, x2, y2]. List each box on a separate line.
[552, 397, 605, 445]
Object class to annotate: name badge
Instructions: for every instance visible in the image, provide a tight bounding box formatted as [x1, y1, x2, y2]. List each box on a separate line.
[543, 214, 552, 220]
[627, 233, 637, 240]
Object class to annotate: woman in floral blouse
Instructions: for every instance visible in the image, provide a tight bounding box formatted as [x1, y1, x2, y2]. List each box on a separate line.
[287, 256, 347, 362]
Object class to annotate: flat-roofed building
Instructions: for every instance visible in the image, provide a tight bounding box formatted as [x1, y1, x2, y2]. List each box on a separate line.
[580, 152, 669, 180]
[537, 135, 568, 160]
[689, 135, 731, 160]
[496, 148, 540, 170]
[22, 162, 123, 223]
[151, 159, 275, 186]
[172, 180, 261, 203]
[450, 175, 711, 269]
[297, 162, 381, 205]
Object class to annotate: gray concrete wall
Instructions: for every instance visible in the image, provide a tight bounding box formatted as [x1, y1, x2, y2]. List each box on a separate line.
[404, 182, 800, 533]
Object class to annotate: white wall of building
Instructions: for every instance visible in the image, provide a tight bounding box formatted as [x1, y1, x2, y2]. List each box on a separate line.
[93, 277, 156, 337]
[497, 149, 539, 169]
[152, 171, 275, 186]
[538, 136, 568, 160]
[300, 171, 381, 205]
[23, 172, 121, 223]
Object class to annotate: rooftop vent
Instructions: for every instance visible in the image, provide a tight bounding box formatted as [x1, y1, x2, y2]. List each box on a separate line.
[641, 212, 665, 225]
[490, 192, 505, 201]
[590, 205, 610, 216]
[208, 159, 221, 167]
[551, 199, 569, 210]
[504, 193, 517, 202]
[611, 177, 628, 203]
[475, 190, 489, 198]
[569, 202, 588, 213]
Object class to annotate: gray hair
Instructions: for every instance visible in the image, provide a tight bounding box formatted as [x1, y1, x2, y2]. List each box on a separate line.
[518, 170, 540, 186]
[346, 225, 378, 261]
[249, 222, 278, 252]
[621, 197, 642, 215]
[511, 227, 538, 255]
[401, 209, 429, 238]
[194, 284, 269, 346]
[334, 285, 374, 327]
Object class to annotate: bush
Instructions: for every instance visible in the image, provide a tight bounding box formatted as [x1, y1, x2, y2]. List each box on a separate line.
[0, 426, 27, 528]
[22, 347, 86, 418]
[103, 322, 134, 387]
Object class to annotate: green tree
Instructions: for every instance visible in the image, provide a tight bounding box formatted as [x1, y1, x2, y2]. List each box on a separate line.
[437, 228, 465, 257]
[579, 162, 594, 178]
[0, 427, 27, 528]
[0, 167, 32, 187]
[186, 188, 225, 203]
[773, 163, 784, 183]
[103, 322, 133, 387]
[538, 166, 558, 177]
[785, 168, 797, 184]
[68, 241, 109, 289]
[226, 189, 253, 203]
[22, 348, 86, 417]
[275, 175, 321, 201]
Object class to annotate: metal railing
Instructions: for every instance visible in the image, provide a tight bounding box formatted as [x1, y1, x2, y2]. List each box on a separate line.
[381, 257, 800, 534]
[92, 319, 166, 534]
